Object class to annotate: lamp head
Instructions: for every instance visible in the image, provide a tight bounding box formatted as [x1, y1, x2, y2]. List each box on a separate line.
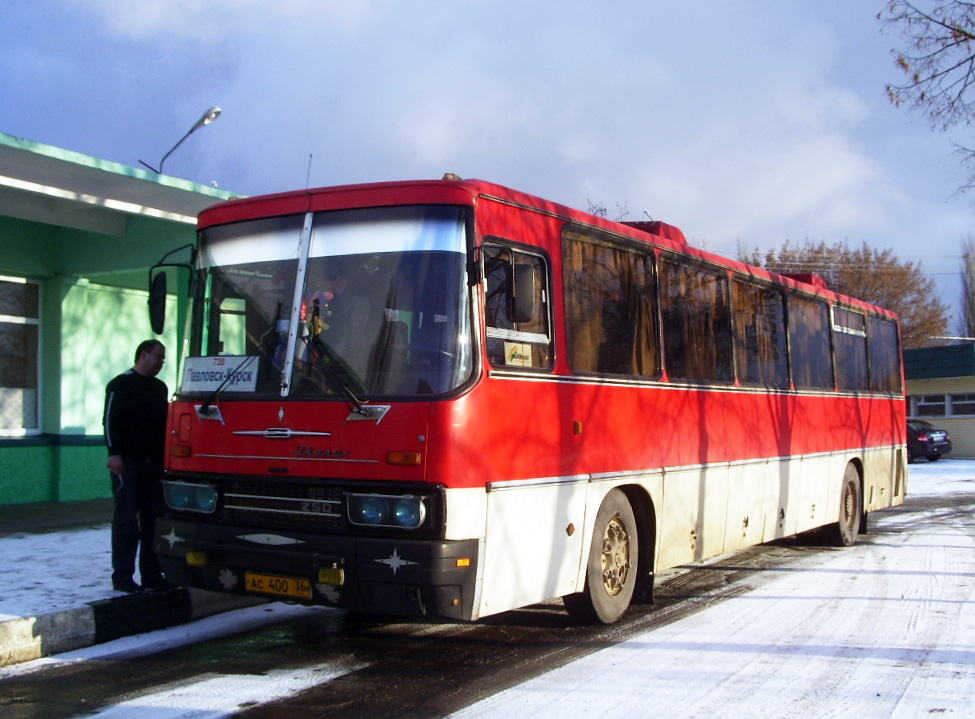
[194, 106, 221, 131]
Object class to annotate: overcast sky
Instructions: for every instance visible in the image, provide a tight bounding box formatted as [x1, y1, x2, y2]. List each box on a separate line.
[3, 1, 972, 326]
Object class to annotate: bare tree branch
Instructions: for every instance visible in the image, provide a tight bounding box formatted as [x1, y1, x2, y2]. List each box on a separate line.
[742, 239, 950, 348]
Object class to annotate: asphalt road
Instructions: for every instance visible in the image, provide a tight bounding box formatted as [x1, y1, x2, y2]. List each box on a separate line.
[2, 473, 971, 719]
[0, 536, 854, 719]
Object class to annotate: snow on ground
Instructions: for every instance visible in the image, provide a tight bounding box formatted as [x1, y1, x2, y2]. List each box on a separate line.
[0, 524, 117, 621]
[450, 460, 975, 718]
[2, 461, 974, 718]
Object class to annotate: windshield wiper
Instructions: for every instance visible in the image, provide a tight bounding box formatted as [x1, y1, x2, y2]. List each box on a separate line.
[199, 354, 258, 417]
[307, 335, 371, 416]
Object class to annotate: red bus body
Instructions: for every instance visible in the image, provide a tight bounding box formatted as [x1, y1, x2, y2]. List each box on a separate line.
[155, 179, 906, 622]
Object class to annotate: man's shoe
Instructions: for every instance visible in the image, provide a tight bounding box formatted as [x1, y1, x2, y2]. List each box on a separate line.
[112, 578, 142, 593]
[142, 575, 172, 591]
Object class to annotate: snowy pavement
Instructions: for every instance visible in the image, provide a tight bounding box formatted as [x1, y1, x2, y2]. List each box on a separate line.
[1, 524, 117, 622]
[2, 461, 974, 718]
[451, 460, 975, 718]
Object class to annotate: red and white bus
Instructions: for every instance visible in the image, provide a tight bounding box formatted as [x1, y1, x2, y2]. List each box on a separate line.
[153, 177, 906, 624]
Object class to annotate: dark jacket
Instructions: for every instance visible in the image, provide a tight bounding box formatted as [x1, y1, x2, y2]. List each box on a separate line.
[103, 370, 168, 465]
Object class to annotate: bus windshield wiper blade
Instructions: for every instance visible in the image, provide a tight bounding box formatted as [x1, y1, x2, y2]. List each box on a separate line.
[199, 355, 258, 416]
[308, 336, 369, 415]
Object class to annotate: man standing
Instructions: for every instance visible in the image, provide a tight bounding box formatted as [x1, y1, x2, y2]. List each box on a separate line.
[103, 339, 170, 592]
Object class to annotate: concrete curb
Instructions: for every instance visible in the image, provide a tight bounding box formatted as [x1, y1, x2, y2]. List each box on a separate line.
[0, 589, 265, 668]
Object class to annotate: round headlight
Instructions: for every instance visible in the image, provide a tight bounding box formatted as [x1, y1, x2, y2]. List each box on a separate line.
[193, 487, 217, 513]
[392, 498, 424, 528]
[166, 483, 192, 509]
[354, 496, 389, 525]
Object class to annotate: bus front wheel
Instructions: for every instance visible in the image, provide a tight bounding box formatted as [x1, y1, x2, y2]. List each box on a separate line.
[825, 464, 862, 547]
[564, 489, 638, 624]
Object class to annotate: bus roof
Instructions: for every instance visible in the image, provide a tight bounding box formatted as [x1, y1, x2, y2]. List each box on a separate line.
[196, 177, 898, 320]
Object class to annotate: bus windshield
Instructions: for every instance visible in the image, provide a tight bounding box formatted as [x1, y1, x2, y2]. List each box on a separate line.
[186, 205, 473, 399]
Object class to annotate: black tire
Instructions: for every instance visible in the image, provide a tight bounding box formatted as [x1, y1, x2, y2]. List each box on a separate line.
[563, 489, 638, 624]
[823, 463, 862, 547]
[928, 454, 940, 462]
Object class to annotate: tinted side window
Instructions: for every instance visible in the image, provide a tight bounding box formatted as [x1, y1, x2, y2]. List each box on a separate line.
[788, 294, 833, 389]
[659, 257, 733, 383]
[732, 279, 789, 388]
[483, 244, 553, 370]
[867, 315, 902, 393]
[833, 306, 869, 391]
[562, 228, 660, 377]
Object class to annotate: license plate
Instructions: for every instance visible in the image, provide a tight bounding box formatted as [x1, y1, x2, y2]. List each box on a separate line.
[244, 572, 312, 599]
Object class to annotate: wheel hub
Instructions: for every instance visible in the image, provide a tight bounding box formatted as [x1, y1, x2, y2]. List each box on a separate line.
[600, 515, 630, 596]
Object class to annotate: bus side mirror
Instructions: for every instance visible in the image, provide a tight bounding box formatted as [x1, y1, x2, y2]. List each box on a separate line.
[149, 270, 167, 335]
[512, 263, 535, 324]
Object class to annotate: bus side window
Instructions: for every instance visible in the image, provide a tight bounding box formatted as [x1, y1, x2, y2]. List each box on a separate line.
[732, 279, 789, 388]
[867, 315, 902, 393]
[561, 226, 660, 378]
[832, 306, 869, 392]
[483, 244, 553, 370]
[788, 293, 834, 390]
[659, 257, 733, 383]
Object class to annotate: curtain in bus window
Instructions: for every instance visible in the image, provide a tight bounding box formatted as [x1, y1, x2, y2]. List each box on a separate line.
[732, 279, 789, 388]
[867, 315, 903, 393]
[659, 257, 733, 383]
[483, 245, 553, 369]
[562, 229, 659, 377]
[788, 294, 833, 389]
[833, 307, 869, 391]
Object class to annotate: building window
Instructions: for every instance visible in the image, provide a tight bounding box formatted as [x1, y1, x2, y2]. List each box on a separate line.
[0, 277, 40, 435]
[912, 394, 946, 418]
[949, 393, 975, 416]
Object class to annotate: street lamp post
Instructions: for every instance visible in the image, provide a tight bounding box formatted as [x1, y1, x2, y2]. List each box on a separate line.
[140, 106, 221, 175]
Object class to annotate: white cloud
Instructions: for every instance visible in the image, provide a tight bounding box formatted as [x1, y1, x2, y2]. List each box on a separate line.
[70, 0, 388, 42]
[23, 0, 967, 314]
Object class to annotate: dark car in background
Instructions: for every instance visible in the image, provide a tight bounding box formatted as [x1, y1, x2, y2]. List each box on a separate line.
[907, 419, 952, 463]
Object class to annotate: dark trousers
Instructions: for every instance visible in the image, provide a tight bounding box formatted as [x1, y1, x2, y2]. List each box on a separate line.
[111, 458, 165, 584]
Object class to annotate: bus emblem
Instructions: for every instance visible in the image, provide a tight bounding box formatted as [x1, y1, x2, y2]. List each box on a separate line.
[376, 549, 417, 575]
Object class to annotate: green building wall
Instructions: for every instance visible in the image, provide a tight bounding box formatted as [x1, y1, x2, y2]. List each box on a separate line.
[1, 215, 197, 505]
[0, 133, 235, 506]
[0, 276, 180, 504]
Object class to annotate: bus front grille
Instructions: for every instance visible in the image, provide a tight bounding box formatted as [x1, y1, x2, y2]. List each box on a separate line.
[221, 480, 346, 532]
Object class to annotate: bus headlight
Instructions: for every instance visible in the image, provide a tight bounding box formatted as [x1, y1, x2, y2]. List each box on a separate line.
[347, 494, 426, 529]
[163, 481, 218, 514]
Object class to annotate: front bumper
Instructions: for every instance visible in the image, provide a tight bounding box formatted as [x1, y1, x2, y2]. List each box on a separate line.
[155, 518, 479, 621]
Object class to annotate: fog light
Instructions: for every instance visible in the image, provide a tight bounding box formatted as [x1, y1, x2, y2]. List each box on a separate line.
[185, 551, 207, 567]
[318, 567, 345, 585]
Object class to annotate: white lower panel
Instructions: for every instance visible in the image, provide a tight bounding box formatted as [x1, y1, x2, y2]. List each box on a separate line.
[477, 480, 588, 618]
[465, 448, 902, 619]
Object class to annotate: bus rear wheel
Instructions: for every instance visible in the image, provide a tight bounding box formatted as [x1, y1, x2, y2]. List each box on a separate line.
[564, 489, 638, 624]
[825, 464, 862, 547]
